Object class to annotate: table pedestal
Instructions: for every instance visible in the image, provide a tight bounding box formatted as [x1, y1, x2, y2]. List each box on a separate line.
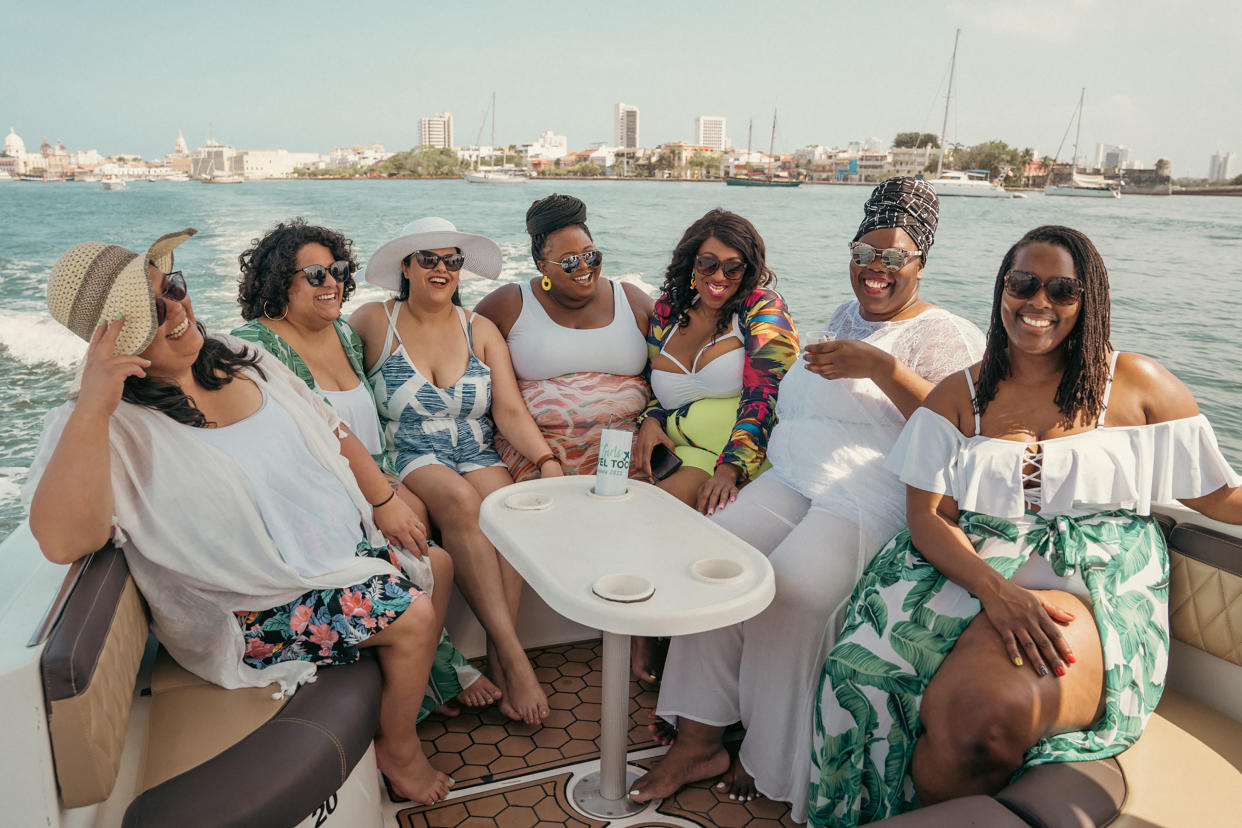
[571, 631, 645, 817]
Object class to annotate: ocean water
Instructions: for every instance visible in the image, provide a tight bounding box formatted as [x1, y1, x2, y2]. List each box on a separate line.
[2, 180, 1240, 541]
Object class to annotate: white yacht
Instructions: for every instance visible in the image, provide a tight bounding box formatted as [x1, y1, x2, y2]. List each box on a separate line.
[103, 177, 127, 191]
[927, 170, 1011, 198]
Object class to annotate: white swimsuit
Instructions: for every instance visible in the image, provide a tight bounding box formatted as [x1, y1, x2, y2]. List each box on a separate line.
[650, 315, 745, 410]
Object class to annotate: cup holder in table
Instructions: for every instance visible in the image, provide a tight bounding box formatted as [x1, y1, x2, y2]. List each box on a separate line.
[504, 492, 553, 511]
[591, 573, 655, 603]
[690, 557, 744, 585]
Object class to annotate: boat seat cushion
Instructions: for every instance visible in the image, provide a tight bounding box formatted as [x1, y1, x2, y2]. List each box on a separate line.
[122, 652, 381, 828]
[39, 543, 149, 809]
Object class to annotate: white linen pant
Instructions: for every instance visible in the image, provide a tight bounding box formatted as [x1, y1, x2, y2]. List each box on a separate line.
[655, 473, 864, 823]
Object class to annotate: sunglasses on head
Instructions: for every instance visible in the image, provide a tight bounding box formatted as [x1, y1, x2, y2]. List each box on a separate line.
[693, 254, 747, 281]
[1004, 270, 1083, 305]
[541, 249, 603, 275]
[848, 241, 922, 271]
[413, 250, 465, 272]
[297, 260, 352, 287]
[154, 271, 188, 327]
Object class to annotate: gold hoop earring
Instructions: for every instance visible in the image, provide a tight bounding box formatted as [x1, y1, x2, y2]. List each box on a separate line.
[263, 301, 287, 321]
[541, 274, 552, 292]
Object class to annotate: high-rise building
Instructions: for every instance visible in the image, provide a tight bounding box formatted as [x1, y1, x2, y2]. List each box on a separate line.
[1209, 151, 1237, 181]
[419, 112, 454, 149]
[614, 103, 639, 150]
[695, 116, 726, 151]
[1095, 143, 1130, 170]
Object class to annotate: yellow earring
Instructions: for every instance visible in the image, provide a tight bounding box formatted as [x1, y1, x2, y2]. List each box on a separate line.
[689, 276, 696, 289]
[541, 274, 552, 291]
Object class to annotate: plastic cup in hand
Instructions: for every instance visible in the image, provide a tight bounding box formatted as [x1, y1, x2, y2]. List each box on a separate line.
[817, 330, 835, 344]
[594, 428, 632, 496]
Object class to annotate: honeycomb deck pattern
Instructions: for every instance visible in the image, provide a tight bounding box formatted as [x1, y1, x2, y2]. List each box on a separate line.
[399, 640, 659, 796]
[393, 640, 798, 826]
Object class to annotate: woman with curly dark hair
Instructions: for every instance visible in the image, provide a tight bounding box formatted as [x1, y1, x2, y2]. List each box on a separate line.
[632, 209, 800, 514]
[231, 219, 500, 719]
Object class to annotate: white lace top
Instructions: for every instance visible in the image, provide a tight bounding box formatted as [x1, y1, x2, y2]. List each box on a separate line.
[765, 301, 985, 559]
[888, 408, 1241, 519]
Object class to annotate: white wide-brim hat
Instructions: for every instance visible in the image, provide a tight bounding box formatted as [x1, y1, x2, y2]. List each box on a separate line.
[364, 217, 502, 292]
[47, 228, 197, 355]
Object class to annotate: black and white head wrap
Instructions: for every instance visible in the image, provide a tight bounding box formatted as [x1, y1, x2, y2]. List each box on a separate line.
[853, 177, 940, 261]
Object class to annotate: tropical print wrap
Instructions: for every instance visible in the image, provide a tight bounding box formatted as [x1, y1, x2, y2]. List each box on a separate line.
[807, 508, 1169, 827]
[494, 371, 650, 481]
[231, 318, 393, 473]
[640, 288, 798, 481]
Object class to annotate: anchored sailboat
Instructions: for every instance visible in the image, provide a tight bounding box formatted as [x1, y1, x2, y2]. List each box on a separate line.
[1044, 88, 1121, 198]
[462, 93, 528, 183]
[725, 109, 800, 187]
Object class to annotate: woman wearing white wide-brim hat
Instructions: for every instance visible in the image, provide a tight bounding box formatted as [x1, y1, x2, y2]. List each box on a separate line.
[352, 217, 561, 727]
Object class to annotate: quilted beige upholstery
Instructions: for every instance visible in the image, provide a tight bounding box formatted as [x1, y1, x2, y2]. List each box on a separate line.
[1169, 550, 1242, 667]
[48, 578, 149, 808]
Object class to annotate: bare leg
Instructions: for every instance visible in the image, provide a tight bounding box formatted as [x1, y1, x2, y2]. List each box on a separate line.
[632, 636, 659, 683]
[911, 590, 1105, 804]
[404, 464, 548, 725]
[463, 465, 546, 724]
[630, 718, 730, 802]
[422, 545, 501, 716]
[656, 466, 711, 510]
[358, 594, 451, 804]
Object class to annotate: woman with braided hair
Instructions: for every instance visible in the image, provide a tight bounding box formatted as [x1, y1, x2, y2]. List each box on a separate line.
[475, 193, 652, 481]
[806, 225, 1242, 827]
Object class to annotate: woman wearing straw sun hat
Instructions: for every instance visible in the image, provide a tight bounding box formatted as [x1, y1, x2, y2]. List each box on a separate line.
[352, 217, 561, 726]
[27, 228, 454, 803]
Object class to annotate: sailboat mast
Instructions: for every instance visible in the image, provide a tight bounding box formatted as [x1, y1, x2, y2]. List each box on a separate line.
[1071, 87, 1085, 172]
[490, 92, 497, 168]
[768, 108, 778, 178]
[936, 28, 960, 179]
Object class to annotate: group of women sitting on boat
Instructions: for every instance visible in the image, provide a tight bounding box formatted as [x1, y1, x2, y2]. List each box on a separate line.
[23, 177, 1242, 824]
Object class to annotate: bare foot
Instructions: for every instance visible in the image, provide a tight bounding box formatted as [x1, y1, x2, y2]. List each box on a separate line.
[647, 711, 676, 746]
[432, 701, 462, 718]
[715, 754, 759, 801]
[629, 739, 729, 802]
[499, 654, 549, 726]
[456, 674, 503, 708]
[631, 636, 659, 684]
[375, 738, 453, 805]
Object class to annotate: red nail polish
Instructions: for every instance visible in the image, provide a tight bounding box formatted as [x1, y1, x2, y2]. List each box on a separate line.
[1066, 612, 1075, 620]
[1055, 665, 1066, 677]
[1066, 653, 1077, 664]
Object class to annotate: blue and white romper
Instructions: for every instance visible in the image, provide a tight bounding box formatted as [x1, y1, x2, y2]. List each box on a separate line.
[367, 301, 506, 478]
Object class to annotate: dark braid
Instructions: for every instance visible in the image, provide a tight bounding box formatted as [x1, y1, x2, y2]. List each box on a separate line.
[975, 225, 1112, 426]
[525, 194, 591, 263]
[660, 209, 775, 338]
[120, 329, 265, 427]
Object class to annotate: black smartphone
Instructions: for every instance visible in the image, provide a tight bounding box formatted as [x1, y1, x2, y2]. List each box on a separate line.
[649, 443, 683, 481]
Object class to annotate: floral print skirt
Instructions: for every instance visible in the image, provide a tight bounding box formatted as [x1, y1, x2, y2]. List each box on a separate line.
[236, 541, 477, 721]
[806, 509, 1169, 828]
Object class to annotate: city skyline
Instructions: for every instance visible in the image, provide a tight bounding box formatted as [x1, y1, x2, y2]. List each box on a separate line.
[4, 1, 1239, 178]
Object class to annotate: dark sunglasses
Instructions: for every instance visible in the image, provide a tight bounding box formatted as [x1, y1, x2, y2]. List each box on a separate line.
[154, 271, 188, 327]
[1004, 270, 1083, 305]
[413, 251, 465, 272]
[693, 254, 747, 281]
[848, 241, 922, 271]
[540, 249, 603, 274]
[297, 260, 352, 287]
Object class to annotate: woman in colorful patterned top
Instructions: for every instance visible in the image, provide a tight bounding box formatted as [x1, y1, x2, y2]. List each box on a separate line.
[230, 219, 499, 719]
[632, 178, 984, 820]
[806, 226, 1242, 827]
[631, 209, 799, 514]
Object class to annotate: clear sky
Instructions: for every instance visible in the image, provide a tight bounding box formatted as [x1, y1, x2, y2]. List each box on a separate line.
[4, 0, 1238, 177]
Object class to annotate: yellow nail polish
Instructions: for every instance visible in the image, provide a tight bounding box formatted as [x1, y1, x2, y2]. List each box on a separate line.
[1013, 656, 1023, 667]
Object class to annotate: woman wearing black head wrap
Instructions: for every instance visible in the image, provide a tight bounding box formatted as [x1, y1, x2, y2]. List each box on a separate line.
[475, 194, 653, 481]
[631, 178, 985, 818]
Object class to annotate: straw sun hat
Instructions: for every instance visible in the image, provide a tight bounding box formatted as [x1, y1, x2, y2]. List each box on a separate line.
[47, 229, 197, 355]
[363, 217, 502, 292]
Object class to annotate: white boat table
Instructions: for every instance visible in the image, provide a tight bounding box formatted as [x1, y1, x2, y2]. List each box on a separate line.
[479, 476, 775, 817]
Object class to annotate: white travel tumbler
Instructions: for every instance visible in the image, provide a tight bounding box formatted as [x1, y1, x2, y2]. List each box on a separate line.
[594, 428, 632, 496]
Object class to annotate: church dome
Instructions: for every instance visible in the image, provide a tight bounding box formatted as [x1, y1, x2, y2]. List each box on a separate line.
[3, 128, 25, 157]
